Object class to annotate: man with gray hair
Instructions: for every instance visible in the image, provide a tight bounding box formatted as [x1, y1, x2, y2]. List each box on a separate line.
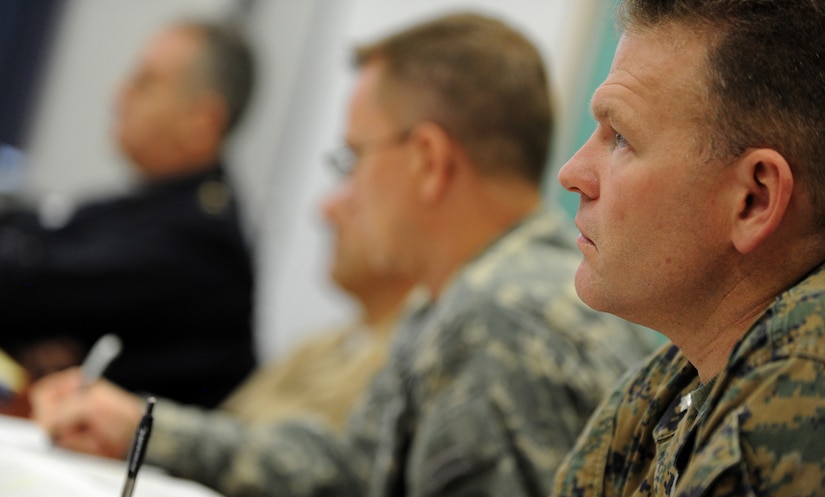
[0, 19, 257, 409]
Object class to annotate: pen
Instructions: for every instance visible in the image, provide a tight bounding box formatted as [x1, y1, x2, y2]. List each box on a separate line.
[80, 333, 122, 385]
[121, 395, 156, 497]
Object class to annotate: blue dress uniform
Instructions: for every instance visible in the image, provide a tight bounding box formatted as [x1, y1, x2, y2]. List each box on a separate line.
[0, 164, 255, 408]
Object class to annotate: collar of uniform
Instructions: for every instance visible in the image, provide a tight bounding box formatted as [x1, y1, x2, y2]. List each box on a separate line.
[727, 260, 825, 370]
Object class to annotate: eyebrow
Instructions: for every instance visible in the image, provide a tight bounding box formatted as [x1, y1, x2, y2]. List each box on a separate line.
[590, 92, 612, 122]
[590, 96, 648, 150]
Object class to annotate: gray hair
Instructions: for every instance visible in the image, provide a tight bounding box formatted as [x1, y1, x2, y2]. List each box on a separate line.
[180, 20, 256, 134]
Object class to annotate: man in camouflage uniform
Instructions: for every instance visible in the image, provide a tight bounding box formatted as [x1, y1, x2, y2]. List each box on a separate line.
[32, 13, 655, 497]
[554, 0, 825, 495]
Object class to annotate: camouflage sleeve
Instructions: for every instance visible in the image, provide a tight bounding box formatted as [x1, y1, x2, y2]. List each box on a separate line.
[675, 356, 825, 497]
[147, 400, 367, 496]
[403, 302, 632, 497]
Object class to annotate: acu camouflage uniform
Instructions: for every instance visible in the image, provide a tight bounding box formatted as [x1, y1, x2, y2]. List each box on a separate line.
[146, 209, 656, 497]
[553, 262, 825, 497]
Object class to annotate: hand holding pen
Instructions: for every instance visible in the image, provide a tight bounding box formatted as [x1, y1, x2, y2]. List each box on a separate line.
[28, 336, 148, 459]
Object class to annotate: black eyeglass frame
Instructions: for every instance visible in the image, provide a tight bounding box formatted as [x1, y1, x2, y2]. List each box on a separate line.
[326, 128, 413, 177]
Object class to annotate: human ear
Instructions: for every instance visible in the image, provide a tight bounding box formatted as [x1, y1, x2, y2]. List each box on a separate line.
[411, 121, 454, 204]
[730, 148, 793, 254]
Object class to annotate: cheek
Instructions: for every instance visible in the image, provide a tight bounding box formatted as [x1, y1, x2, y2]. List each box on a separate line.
[351, 179, 390, 256]
[627, 185, 711, 275]
[600, 174, 680, 267]
[611, 167, 683, 225]
[117, 106, 151, 143]
[123, 96, 174, 133]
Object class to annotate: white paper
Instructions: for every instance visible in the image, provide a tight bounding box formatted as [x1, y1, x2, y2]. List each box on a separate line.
[0, 415, 224, 497]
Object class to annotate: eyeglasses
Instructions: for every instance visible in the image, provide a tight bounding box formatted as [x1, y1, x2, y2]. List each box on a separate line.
[326, 128, 412, 177]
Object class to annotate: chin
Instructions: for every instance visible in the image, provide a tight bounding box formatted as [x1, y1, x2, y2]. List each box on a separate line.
[573, 267, 608, 312]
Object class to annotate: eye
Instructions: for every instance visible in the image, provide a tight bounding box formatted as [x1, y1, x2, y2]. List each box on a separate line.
[613, 132, 629, 149]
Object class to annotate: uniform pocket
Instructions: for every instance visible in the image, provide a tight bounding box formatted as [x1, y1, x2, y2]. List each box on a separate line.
[673, 408, 755, 497]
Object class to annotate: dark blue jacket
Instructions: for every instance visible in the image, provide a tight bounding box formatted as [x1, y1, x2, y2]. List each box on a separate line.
[0, 164, 256, 408]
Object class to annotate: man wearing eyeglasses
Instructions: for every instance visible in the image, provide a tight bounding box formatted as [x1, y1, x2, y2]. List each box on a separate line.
[32, 13, 656, 497]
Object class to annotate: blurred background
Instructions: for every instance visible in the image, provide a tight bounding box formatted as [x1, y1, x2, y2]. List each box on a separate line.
[0, 0, 618, 364]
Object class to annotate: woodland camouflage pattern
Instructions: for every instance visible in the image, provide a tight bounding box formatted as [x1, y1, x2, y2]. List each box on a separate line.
[147, 210, 657, 497]
[553, 263, 825, 497]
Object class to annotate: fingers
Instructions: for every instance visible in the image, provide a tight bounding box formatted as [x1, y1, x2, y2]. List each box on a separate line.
[29, 366, 83, 404]
[52, 422, 107, 456]
[54, 423, 125, 459]
[83, 381, 145, 457]
[29, 371, 144, 459]
[29, 367, 84, 433]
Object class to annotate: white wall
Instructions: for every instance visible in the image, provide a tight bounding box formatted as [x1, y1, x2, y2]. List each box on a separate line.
[19, 0, 603, 363]
[22, 0, 234, 203]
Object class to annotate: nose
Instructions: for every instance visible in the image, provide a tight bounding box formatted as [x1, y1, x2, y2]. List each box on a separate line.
[320, 180, 354, 222]
[557, 131, 600, 201]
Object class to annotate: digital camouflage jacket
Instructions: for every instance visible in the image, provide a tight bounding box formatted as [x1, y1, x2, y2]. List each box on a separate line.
[554, 262, 825, 497]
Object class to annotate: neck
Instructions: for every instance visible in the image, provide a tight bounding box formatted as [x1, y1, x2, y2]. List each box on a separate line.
[357, 279, 415, 335]
[667, 248, 825, 382]
[421, 177, 541, 298]
[671, 298, 771, 383]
